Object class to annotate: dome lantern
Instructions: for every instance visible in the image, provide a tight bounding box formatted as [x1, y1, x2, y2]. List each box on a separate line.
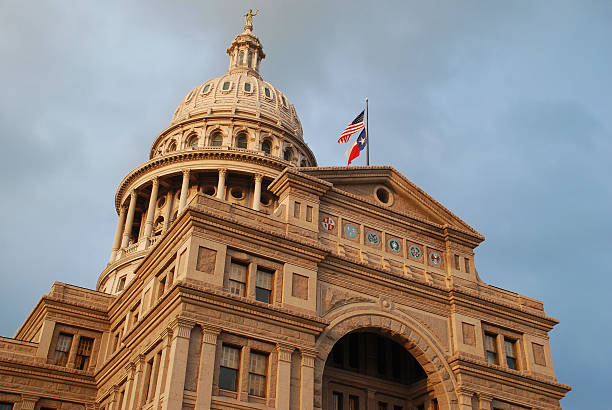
[226, 9, 266, 79]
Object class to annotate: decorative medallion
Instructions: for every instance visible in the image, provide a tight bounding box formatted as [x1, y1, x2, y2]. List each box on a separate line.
[429, 251, 442, 266]
[344, 224, 358, 239]
[409, 245, 422, 259]
[320, 216, 336, 232]
[367, 232, 380, 245]
[388, 239, 401, 253]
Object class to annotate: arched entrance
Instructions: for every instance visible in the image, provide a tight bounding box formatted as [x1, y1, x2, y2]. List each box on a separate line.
[314, 310, 458, 410]
[323, 331, 431, 409]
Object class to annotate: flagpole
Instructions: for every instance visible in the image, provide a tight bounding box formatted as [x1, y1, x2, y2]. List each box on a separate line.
[365, 97, 369, 166]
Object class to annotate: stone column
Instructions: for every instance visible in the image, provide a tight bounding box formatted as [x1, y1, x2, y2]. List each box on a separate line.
[143, 177, 159, 239]
[276, 344, 294, 410]
[477, 393, 493, 410]
[252, 174, 263, 211]
[178, 169, 190, 213]
[216, 168, 227, 200]
[110, 205, 127, 262]
[195, 328, 219, 410]
[126, 355, 145, 410]
[122, 363, 136, 410]
[153, 329, 172, 407]
[161, 319, 193, 410]
[367, 388, 377, 410]
[163, 192, 173, 232]
[19, 395, 39, 410]
[457, 393, 474, 410]
[121, 190, 137, 249]
[300, 350, 316, 410]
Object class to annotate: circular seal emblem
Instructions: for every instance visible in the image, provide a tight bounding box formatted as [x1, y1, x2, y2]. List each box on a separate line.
[388, 239, 401, 253]
[429, 251, 442, 266]
[320, 216, 336, 232]
[344, 224, 358, 239]
[409, 245, 422, 259]
[367, 232, 380, 245]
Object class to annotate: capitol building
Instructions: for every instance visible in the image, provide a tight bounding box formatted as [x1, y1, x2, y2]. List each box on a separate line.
[0, 14, 570, 410]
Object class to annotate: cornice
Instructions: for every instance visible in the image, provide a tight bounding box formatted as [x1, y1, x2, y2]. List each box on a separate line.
[448, 354, 571, 398]
[268, 167, 333, 198]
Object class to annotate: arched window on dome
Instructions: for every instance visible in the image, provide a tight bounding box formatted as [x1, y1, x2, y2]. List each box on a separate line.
[238, 51, 244, 66]
[210, 132, 223, 147]
[236, 133, 248, 149]
[186, 134, 199, 150]
[247, 49, 253, 68]
[167, 140, 177, 153]
[283, 147, 293, 162]
[300, 159, 308, 167]
[261, 139, 271, 155]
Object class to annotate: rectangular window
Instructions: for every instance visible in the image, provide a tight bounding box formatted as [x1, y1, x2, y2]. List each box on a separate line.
[219, 345, 240, 391]
[505, 339, 517, 369]
[168, 268, 174, 287]
[349, 396, 360, 410]
[306, 205, 313, 222]
[248, 351, 268, 397]
[53, 333, 73, 366]
[157, 275, 166, 300]
[75, 336, 94, 370]
[255, 268, 273, 303]
[294, 201, 301, 218]
[0, 403, 14, 410]
[116, 276, 126, 292]
[131, 302, 140, 327]
[454, 254, 460, 270]
[464, 258, 470, 273]
[332, 392, 343, 410]
[378, 402, 388, 410]
[484, 333, 498, 364]
[229, 262, 248, 296]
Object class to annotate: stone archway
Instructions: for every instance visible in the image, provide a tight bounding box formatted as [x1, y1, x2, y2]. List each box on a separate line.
[314, 307, 459, 410]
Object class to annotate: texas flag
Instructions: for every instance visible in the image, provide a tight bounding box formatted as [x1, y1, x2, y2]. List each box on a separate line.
[345, 129, 367, 165]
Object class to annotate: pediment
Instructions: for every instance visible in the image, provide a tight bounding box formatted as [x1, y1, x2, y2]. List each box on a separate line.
[300, 166, 483, 241]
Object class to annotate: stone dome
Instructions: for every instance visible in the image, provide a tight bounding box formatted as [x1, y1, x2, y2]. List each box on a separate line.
[170, 71, 303, 140]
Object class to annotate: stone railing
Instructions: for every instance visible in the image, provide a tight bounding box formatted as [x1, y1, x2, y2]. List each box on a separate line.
[123, 242, 139, 255]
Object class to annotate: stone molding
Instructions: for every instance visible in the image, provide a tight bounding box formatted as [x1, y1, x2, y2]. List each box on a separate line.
[276, 344, 295, 362]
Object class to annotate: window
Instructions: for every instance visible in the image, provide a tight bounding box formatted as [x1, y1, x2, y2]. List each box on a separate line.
[116, 276, 126, 292]
[349, 396, 360, 410]
[293, 201, 301, 218]
[247, 49, 253, 67]
[210, 132, 223, 146]
[306, 205, 313, 222]
[157, 275, 166, 300]
[236, 133, 248, 149]
[283, 148, 292, 161]
[229, 262, 247, 296]
[219, 345, 240, 391]
[201, 84, 211, 94]
[264, 87, 271, 98]
[378, 402, 388, 410]
[505, 339, 518, 369]
[261, 139, 271, 154]
[454, 255, 460, 270]
[238, 51, 244, 66]
[53, 333, 73, 366]
[222, 81, 231, 91]
[281, 96, 287, 107]
[248, 351, 268, 397]
[244, 82, 251, 92]
[464, 258, 470, 273]
[0, 403, 14, 410]
[75, 336, 94, 370]
[484, 333, 498, 364]
[187, 135, 198, 149]
[332, 392, 343, 410]
[130, 302, 140, 327]
[255, 268, 273, 303]
[167, 140, 177, 152]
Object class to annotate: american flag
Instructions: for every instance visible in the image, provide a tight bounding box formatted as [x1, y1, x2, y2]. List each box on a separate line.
[337, 110, 365, 143]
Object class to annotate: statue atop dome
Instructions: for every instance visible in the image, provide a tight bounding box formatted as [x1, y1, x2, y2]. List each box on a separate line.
[244, 9, 258, 31]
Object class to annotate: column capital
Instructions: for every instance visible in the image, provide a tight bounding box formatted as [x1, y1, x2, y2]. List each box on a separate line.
[300, 349, 317, 368]
[276, 344, 295, 362]
[129, 189, 136, 197]
[124, 361, 136, 375]
[20, 395, 39, 410]
[254, 173, 263, 182]
[151, 176, 159, 186]
[218, 168, 227, 176]
[477, 392, 494, 403]
[182, 168, 191, 176]
[202, 326, 221, 345]
[168, 317, 195, 339]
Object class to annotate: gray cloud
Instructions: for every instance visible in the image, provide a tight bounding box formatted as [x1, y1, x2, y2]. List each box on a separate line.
[1, 1, 610, 407]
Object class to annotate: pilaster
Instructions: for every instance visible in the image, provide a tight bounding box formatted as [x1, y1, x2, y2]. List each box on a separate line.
[275, 344, 294, 410]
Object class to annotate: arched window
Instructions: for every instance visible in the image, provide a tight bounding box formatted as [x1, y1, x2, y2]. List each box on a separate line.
[261, 140, 271, 155]
[236, 133, 248, 149]
[300, 159, 307, 167]
[186, 134, 198, 149]
[283, 148, 292, 162]
[167, 140, 177, 152]
[210, 132, 223, 146]
[247, 49, 253, 67]
[238, 51, 244, 66]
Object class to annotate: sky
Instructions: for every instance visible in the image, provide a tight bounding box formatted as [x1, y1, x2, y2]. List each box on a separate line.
[0, 1, 610, 407]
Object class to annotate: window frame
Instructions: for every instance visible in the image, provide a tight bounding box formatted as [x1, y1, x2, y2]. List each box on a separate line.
[248, 350, 268, 397]
[255, 267, 274, 304]
[219, 344, 241, 392]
